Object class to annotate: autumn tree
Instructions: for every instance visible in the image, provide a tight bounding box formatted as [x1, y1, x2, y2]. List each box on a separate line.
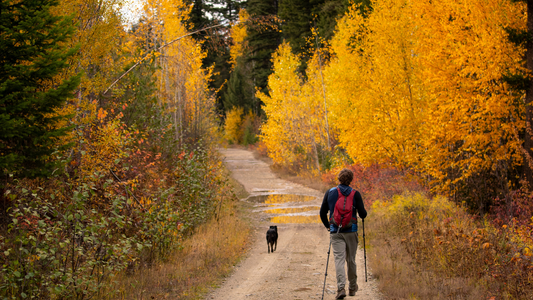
[0, 0, 80, 182]
[258, 42, 304, 167]
[141, 0, 216, 147]
[262, 0, 527, 210]
[412, 0, 525, 209]
[326, 1, 427, 170]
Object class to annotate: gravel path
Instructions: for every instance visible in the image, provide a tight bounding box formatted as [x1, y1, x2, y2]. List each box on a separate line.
[206, 148, 382, 300]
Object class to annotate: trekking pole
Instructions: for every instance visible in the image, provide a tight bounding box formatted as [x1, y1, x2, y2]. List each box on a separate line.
[363, 218, 367, 282]
[321, 225, 341, 300]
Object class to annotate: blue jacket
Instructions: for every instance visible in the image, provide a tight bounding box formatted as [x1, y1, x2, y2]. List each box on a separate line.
[319, 184, 367, 233]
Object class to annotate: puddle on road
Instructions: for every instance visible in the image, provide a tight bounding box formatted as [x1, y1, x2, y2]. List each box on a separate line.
[271, 215, 322, 224]
[248, 194, 316, 204]
[264, 206, 320, 214]
[248, 194, 321, 224]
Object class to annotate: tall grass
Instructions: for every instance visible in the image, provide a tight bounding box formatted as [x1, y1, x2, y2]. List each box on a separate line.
[369, 193, 533, 299]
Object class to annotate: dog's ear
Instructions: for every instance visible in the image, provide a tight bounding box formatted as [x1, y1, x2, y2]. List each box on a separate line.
[274, 226, 277, 230]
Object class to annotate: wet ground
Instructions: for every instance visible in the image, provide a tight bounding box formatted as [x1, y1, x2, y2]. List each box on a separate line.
[206, 147, 382, 300]
[249, 194, 322, 224]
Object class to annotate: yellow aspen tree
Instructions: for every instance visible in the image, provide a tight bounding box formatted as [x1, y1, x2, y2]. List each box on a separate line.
[224, 107, 244, 144]
[230, 9, 250, 68]
[144, 0, 215, 145]
[259, 42, 305, 166]
[412, 0, 526, 194]
[326, 0, 428, 169]
[48, 0, 132, 184]
[301, 52, 337, 170]
[53, 0, 126, 99]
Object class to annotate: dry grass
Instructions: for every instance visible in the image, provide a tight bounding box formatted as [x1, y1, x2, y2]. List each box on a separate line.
[367, 193, 533, 299]
[104, 178, 252, 300]
[367, 213, 485, 299]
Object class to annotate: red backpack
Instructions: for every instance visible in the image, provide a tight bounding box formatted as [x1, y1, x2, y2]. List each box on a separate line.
[330, 188, 357, 228]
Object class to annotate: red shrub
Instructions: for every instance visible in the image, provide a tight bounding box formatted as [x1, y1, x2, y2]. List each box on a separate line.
[322, 164, 426, 206]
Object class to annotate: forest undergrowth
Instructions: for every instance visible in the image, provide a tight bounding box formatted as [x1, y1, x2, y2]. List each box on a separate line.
[107, 175, 252, 299]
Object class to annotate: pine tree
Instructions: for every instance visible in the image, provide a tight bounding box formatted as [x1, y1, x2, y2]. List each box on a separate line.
[186, 0, 246, 114]
[279, 0, 317, 54]
[0, 0, 80, 181]
[211, 0, 245, 23]
[315, 0, 351, 41]
[245, 0, 281, 98]
[278, 0, 369, 68]
[223, 61, 253, 111]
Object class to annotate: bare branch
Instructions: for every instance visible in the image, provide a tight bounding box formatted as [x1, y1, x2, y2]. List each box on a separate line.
[103, 24, 225, 95]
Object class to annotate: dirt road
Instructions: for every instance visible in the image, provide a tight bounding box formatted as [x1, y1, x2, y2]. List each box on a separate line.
[207, 148, 382, 300]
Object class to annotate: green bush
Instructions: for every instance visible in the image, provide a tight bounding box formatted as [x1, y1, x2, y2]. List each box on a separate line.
[0, 185, 138, 299]
[0, 147, 232, 299]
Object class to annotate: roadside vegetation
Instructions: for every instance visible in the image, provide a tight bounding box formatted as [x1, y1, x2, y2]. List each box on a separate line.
[107, 175, 251, 299]
[371, 193, 533, 299]
[0, 0, 251, 298]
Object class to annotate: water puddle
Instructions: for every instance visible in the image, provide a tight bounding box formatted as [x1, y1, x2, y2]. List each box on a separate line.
[247, 194, 316, 204]
[248, 194, 321, 224]
[263, 206, 319, 214]
[270, 215, 321, 224]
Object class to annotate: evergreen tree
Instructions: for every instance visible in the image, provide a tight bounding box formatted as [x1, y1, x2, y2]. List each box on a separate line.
[0, 0, 80, 181]
[315, 0, 352, 41]
[279, 0, 371, 55]
[187, 0, 212, 30]
[245, 0, 281, 98]
[223, 61, 253, 111]
[211, 0, 245, 23]
[186, 0, 246, 114]
[279, 0, 319, 55]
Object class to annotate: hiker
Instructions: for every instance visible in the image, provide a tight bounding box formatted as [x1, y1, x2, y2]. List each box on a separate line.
[320, 168, 367, 299]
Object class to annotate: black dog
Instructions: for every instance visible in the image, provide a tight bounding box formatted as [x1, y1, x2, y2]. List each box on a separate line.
[266, 225, 278, 253]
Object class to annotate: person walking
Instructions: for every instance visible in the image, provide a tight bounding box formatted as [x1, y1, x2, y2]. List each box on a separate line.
[320, 168, 367, 299]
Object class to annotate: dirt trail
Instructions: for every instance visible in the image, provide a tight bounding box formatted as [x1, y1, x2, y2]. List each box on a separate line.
[207, 148, 382, 300]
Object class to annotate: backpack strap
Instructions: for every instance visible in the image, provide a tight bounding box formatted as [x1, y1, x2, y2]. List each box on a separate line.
[336, 187, 344, 201]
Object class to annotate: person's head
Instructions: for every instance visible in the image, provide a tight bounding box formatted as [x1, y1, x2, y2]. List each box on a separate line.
[338, 168, 353, 186]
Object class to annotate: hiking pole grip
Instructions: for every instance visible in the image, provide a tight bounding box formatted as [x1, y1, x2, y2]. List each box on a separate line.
[363, 218, 367, 282]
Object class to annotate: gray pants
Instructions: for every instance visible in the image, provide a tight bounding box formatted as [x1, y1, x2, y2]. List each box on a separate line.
[331, 232, 358, 291]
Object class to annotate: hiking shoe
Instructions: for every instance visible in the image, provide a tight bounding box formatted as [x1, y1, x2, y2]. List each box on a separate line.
[335, 288, 346, 299]
[349, 284, 358, 296]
